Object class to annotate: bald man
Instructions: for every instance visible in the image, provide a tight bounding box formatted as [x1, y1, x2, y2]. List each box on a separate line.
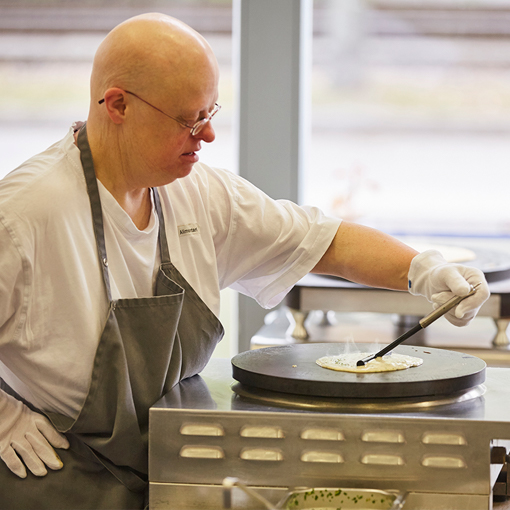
[0, 13, 489, 510]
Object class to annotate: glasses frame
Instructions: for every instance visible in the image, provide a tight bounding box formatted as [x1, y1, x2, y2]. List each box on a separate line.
[98, 90, 221, 136]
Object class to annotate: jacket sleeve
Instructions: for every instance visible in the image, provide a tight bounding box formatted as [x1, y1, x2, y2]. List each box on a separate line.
[210, 169, 341, 309]
[0, 215, 27, 347]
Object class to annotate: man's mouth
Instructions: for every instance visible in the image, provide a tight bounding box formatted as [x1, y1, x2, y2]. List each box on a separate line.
[181, 151, 199, 164]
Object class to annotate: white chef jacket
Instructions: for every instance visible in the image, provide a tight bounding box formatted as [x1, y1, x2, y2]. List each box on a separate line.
[0, 127, 341, 418]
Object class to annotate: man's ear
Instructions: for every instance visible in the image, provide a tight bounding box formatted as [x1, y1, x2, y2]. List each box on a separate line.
[101, 88, 128, 124]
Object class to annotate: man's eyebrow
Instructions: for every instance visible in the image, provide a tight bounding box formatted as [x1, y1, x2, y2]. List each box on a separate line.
[182, 104, 217, 122]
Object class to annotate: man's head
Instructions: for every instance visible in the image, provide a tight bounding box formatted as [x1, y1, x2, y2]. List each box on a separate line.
[87, 13, 220, 189]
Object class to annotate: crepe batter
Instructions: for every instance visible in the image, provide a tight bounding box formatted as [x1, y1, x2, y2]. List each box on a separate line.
[316, 352, 424, 373]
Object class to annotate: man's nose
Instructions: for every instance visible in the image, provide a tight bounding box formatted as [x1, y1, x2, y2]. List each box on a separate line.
[195, 121, 216, 143]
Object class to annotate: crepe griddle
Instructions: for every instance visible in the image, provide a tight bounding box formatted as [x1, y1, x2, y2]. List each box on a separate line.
[231, 344, 486, 399]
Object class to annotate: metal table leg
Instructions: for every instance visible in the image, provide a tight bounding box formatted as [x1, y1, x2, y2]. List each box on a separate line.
[494, 318, 510, 347]
[285, 307, 309, 340]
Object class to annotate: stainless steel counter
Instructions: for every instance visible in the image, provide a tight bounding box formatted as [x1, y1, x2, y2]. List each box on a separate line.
[149, 358, 510, 510]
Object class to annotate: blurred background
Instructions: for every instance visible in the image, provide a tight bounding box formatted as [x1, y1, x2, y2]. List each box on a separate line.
[1, 0, 510, 354]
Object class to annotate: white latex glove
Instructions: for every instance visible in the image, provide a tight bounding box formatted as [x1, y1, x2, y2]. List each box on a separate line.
[408, 250, 490, 327]
[0, 388, 69, 478]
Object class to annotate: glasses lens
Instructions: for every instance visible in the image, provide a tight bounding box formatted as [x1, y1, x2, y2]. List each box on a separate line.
[191, 120, 206, 136]
[190, 105, 220, 136]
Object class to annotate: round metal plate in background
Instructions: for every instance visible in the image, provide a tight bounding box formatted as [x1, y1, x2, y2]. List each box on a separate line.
[231, 344, 486, 399]
[442, 245, 510, 282]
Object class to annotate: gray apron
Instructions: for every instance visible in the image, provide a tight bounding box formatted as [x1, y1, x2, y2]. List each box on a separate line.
[0, 124, 224, 509]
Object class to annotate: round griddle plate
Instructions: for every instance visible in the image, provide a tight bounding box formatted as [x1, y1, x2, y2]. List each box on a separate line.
[231, 344, 486, 399]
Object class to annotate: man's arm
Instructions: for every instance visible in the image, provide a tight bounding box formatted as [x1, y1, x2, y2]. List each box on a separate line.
[311, 220, 490, 327]
[0, 220, 69, 478]
[312, 221, 418, 290]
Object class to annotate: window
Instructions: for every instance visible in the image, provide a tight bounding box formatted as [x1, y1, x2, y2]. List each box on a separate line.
[305, 0, 510, 237]
[0, 0, 234, 177]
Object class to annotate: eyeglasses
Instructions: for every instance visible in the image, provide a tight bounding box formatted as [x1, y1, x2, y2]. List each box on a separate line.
[98, 90, 221, 136]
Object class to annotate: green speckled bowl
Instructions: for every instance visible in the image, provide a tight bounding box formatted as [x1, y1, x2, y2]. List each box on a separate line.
[279, 488, 406, 510]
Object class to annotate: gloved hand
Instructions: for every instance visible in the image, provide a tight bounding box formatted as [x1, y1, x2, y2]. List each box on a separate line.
[0, 388, 70, 478]
[408, 250, 490, 327]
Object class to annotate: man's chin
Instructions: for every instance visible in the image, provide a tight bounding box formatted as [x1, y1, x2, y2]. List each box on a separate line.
[160, 164, 194, 185]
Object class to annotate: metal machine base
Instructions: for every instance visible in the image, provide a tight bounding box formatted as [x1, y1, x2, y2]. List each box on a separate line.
[149, 359, 510, 510]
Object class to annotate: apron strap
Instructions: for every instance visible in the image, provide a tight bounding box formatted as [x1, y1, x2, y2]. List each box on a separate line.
[77, 124, 113, 301]
[76, 124, 173, 298]
[152, 187, 171, 264]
